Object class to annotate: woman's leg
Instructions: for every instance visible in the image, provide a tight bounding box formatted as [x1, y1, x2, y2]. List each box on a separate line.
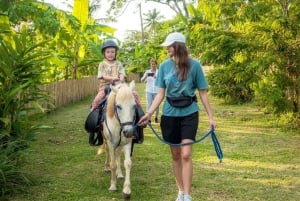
[148, 92, 159, 122]
[171, 143, 193, 199]
[146, 92, 152, 110]
[170, 146, 184, 193]
[180, 142, 193, 196]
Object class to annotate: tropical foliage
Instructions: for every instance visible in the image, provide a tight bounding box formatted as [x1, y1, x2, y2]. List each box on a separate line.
[0, 27, 51, 196]
[189, 0, 300, 115]
[0, 0, 114, 197]
[0, 0, 299, 198]
[113, 0, 300, 122]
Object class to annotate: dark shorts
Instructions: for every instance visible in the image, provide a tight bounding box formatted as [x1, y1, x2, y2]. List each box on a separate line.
[160, 112, 199, 144]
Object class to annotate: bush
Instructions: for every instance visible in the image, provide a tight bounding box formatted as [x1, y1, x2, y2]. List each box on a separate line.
[207, 65, 255, 103]
[0, 32, 50, 197]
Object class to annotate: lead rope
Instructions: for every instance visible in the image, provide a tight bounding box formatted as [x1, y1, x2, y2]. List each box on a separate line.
[147, 123, 223, 163]
[211, 129, 223, 162]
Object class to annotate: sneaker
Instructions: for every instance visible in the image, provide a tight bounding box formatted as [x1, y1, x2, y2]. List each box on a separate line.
[175, 191, 184, 201]
[183, 195, 192, 201]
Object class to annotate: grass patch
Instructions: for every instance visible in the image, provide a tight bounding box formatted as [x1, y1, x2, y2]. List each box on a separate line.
[8, 83, 300, 201]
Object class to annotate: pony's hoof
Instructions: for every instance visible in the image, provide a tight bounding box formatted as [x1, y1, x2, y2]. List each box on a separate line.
[109, 189, 117, 193]
[122, 193, 131, 200]
[104, 169, 111, 173]
[117, 175, 124, 180]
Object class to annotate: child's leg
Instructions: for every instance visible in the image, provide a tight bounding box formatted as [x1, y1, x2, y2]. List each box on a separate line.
[132, 91, 142, 108]
[132, 91, 145, 144]
[91, 86, 106, 111]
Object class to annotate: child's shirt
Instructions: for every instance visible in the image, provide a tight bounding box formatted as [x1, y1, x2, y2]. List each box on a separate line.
[97, 60, 126, 85]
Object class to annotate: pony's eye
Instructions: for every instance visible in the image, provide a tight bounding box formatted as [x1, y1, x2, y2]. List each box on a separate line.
[116, 105, 122, 110]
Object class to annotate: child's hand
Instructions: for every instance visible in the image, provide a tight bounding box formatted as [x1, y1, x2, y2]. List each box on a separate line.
[111, 77, 120, 85]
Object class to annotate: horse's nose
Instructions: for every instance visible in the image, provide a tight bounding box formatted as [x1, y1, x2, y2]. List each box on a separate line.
[122, 127, 134, 138]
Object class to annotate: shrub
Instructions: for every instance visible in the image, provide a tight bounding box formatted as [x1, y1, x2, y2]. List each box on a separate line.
[0, 32, 50, 197]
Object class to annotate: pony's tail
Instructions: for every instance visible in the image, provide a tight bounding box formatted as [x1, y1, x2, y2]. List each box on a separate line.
[97, 143, 106, 155]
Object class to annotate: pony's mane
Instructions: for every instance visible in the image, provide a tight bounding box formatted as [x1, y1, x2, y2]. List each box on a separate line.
[106, 91, 116, 118]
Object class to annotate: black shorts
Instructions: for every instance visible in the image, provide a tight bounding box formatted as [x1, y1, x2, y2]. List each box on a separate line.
[160, 112, 199, 144]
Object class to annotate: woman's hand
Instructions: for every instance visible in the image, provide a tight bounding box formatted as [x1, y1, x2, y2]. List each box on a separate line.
[209, 118, 216, 131]
[138, 113, 151, 127]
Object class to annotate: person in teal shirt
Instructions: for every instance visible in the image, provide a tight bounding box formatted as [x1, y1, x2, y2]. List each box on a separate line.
[156, 57, 208, 117]
[139, 32, 216, 201]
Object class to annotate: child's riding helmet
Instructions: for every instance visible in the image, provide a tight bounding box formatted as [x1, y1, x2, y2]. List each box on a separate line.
[101, 40, 119, 54]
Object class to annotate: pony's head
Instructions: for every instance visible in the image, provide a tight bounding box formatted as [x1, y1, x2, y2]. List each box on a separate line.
[106, 81, 136, 138]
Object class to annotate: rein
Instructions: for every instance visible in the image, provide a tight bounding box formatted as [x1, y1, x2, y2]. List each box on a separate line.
[147, 122, 223, 163]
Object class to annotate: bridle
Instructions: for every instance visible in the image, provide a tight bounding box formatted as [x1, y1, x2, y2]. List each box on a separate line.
[114, 104, 136, 128]
[104, 95, 137, 148]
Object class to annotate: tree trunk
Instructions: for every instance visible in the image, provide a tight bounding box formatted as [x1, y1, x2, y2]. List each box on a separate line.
[139, 3, 145, 44]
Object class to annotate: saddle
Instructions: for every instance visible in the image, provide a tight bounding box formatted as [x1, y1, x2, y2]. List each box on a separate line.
[84, 98, 106, 146]
[84, 87, 144, 146]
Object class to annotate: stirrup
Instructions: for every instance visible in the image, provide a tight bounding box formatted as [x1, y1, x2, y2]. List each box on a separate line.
[88, 131, 103, 146]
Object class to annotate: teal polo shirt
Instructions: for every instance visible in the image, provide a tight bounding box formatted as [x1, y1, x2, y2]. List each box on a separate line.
[156, 58, 208, 117]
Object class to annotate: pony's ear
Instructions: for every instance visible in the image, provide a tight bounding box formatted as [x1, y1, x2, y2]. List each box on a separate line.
[110, 83, 122, 93]
[110, 84, 118, 93]
[129, 80, 135, 90]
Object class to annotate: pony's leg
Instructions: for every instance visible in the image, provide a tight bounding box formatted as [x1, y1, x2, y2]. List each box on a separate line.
[104, 142, 111, 172]
[122, 143, 132, 199]
[96, 141, 111, 172]
[107, 144, 117, 192]
[115, 148, 124, 179]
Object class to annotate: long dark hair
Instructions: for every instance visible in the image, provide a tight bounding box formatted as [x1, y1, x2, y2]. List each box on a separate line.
[172, 42, 190, 81]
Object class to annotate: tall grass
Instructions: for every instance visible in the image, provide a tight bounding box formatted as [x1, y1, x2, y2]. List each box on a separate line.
[8, 83, 300, 201]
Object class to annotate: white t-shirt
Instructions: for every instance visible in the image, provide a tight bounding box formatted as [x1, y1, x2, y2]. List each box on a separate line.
[142, 69, 158, 93]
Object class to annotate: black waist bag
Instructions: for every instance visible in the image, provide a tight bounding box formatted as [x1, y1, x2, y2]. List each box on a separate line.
[166, 96, 197, 108]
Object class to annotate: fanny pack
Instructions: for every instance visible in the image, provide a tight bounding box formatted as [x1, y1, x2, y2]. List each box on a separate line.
[166, 96, 197, 108]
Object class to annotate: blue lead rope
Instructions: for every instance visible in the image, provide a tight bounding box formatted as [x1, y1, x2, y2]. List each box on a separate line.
[147, 123, 223, 163]
[210, 130, 223, 163]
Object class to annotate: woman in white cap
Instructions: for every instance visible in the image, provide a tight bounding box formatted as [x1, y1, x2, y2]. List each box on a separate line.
[138, 32, 216, 201]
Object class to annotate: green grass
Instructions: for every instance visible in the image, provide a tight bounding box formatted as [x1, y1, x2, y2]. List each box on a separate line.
[8, 83, 300, 201]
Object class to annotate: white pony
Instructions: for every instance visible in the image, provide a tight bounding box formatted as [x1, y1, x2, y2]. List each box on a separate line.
[99, 81, 137, 200]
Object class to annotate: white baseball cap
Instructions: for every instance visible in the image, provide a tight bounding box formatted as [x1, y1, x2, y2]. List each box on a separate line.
[160, 32, 186, 46]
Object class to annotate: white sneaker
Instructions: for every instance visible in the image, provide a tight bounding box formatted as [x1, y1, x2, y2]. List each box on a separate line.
[184, 195, 192, 201]
[175, 191, 184, 201]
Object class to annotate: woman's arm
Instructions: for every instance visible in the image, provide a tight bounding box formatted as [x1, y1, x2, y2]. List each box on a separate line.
[139, 88, 165, 125]
[198, 89, 216, 129]
[140, 71, 148, 82]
